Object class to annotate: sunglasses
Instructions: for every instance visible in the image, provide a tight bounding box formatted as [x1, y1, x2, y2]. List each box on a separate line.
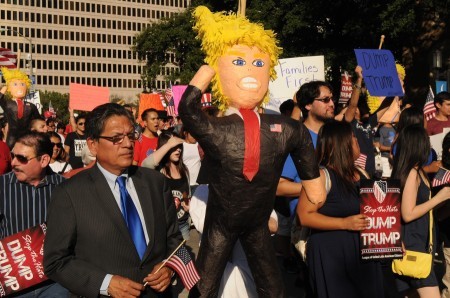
[98, 131, 140, 145]
[11, 152, 40, 164]
[77, 122, 85, 126]
[51, 142, 63, 148]
[314, 96, 333, 104]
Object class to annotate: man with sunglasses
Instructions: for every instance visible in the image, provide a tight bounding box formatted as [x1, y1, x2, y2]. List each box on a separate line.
[44, 103, 183, 298]
[0, 131, 68, 296]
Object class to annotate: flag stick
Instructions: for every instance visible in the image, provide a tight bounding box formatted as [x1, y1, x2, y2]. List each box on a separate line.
[378, 35, 385, 50]
[143, 239, 186, 287]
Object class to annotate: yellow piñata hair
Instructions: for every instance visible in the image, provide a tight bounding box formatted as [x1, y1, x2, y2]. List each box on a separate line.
[193, 6, 282, 111]
[1, 67, 32, 90]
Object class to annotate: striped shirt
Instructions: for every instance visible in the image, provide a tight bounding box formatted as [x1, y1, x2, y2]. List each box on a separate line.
[0, 170, 65, 239]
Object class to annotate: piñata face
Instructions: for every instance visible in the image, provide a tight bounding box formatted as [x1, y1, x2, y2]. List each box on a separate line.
[8, 79, 27, 99]
[218, 45, 270, 110]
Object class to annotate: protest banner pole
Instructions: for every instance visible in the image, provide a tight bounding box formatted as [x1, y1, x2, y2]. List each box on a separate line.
[238, 0, 246, 16]
[378, 35, 385, 50]
[16, 49, 21, 69]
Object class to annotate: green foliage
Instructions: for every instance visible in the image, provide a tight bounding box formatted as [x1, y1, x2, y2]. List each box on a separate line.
[133, 0, 449, 105]
[133, 8, 204, 88]
[39, 90, 70, 123]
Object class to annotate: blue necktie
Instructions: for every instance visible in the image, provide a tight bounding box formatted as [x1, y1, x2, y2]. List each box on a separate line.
[116, 176, 147, 259]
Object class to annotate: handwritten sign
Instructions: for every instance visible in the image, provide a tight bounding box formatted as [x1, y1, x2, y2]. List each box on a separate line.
[0, 223, 47, 296]
[267, 56, 325, 112]
[25, 91, 42, 114]
[360, 179, 402, 260]
[354, 49, 403, 97]
[69, 83, 110, 111]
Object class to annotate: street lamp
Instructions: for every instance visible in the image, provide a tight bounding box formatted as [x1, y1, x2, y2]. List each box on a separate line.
[0, 27, 35, 92]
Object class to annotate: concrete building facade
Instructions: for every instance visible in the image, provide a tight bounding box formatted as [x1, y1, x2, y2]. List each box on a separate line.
[0, 0, 189, 100]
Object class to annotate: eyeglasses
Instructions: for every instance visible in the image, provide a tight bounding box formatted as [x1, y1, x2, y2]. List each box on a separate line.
[77, 122, 85, 126]
[98, 131, 140, 145]
[314, 96, 333, 104]
[51, 142, 63, 148]
[11, 152, 40, 164]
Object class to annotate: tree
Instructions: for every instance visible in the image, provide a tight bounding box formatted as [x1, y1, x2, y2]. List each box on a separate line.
[39, 90, 70, 123]
[133, 0, 449, 106]
[133, 7, 205, 88]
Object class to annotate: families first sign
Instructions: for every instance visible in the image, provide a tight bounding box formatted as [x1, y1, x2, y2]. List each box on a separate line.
[267, 56, 325, 112]
[354, 49, 404, 97]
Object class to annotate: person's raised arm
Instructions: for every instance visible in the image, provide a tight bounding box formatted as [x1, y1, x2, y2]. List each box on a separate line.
[344, 66, 363, 123]
[141, 136, 184, 169]
[68, 107, 77, 130]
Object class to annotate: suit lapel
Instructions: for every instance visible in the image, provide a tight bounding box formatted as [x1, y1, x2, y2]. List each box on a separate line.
[129, 167, 156, 261]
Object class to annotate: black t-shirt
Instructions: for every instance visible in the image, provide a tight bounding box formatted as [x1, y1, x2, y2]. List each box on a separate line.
[64, 132, 87, 169]
[166, 176, 190, 223]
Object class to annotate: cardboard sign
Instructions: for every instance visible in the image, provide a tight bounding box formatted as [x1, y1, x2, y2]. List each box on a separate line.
[338, 73, 353, 104]
[430, 127, 450, 160]
[172, 85, 188, 116]
[69, 83, 110, 111]
[138, 93, 165, 123]
[360, 179, 402, 260]
[0, 223, 48, 296]
[267, 56, 325, 112]
[25, 91, 42, 114]
[354, 49, 404, 97]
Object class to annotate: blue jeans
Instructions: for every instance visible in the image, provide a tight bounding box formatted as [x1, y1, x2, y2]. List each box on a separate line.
[179, 220, 191, 240]
[13, 282, 68, 298]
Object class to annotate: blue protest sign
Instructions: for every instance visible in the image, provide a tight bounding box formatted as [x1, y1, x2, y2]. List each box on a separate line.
[354, 49, 404, 97]
[436, 81, 448, 93]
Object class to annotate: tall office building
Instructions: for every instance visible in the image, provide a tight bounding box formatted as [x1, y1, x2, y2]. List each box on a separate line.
[0, 0, 189, 100]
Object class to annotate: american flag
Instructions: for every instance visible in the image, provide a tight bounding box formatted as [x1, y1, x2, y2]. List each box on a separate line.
[0, 48, 17, 69]
[165, 245, 200, 290]
[373, 181, 387, 204]
[432, 167, 450, 187]
[354, 153, 367, 169]
[270, 123, 282, 132]
[423, 86, 436, 122]
[48, 100, 55, 114]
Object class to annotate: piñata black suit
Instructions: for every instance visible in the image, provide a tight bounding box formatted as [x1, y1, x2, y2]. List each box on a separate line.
[0, 93, 40, 148]
[179, 85, 320, 297]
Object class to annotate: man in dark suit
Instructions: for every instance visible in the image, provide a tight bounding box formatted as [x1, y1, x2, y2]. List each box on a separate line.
[43, 103, 183, 298]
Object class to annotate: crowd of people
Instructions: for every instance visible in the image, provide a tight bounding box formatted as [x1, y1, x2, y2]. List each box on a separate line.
[1, 5, 450, 297]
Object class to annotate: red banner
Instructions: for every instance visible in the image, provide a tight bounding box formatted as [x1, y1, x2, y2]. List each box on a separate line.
[360, 180, 402, 260]
[338, 73, 353, 104]
[0, 223, 48, 296]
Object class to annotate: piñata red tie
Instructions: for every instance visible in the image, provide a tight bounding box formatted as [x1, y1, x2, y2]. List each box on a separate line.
[17, 99, 24, 119]
[239, 109, 260, 181]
